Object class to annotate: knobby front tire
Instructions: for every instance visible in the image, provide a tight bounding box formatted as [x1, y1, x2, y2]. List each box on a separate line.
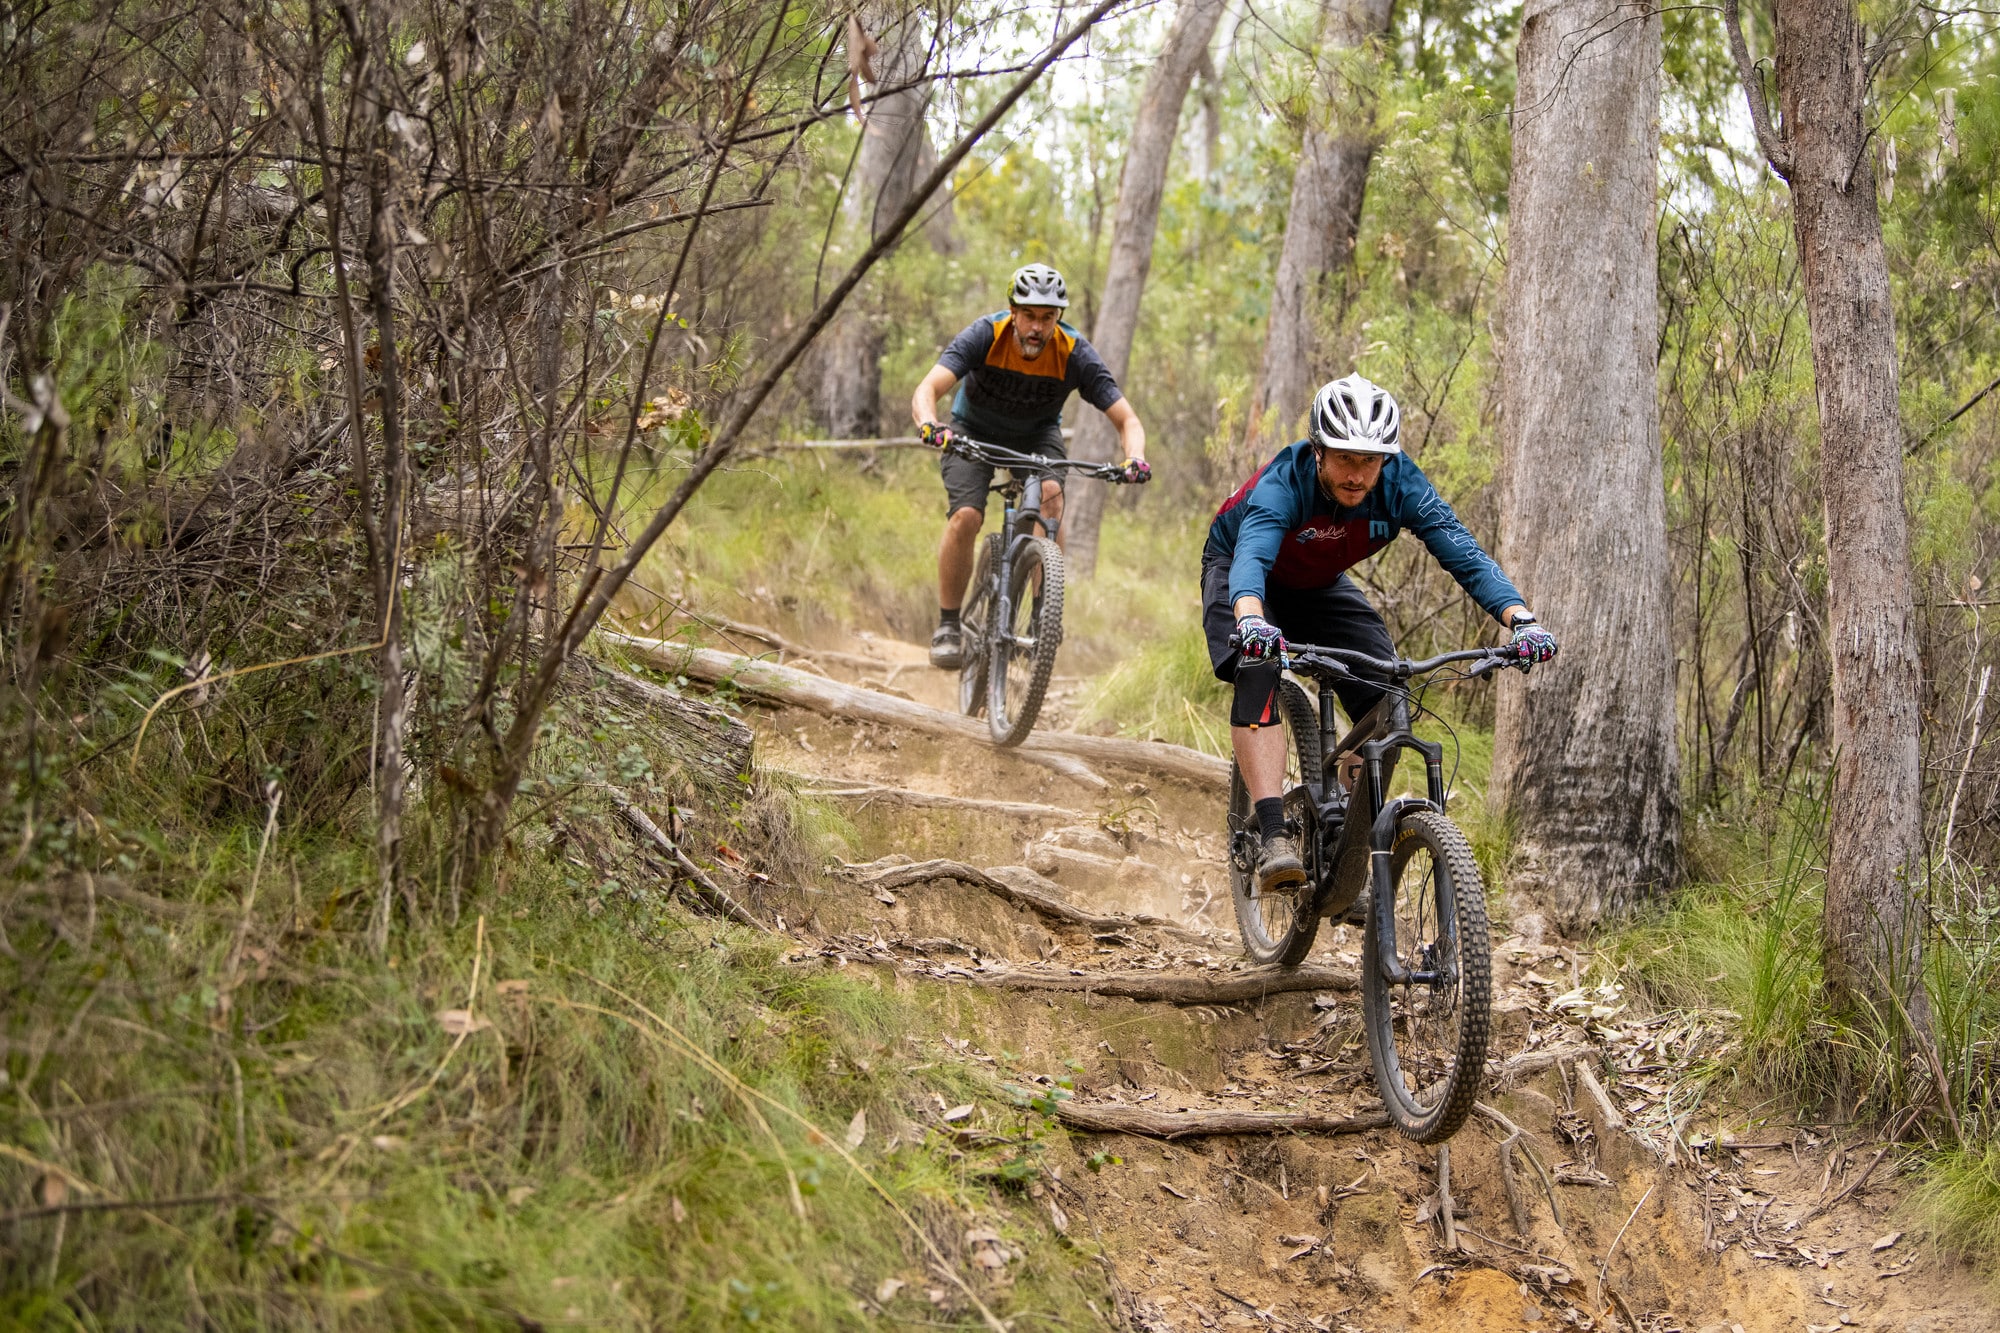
[987, 536, 1064, 746]
[959, 533, 1001, 718]
[1360, 808, 1492, 1144]
[1226, 678, 1324, 966]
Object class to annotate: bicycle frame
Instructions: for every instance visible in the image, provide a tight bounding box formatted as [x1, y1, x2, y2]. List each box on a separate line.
[1279, 645, 1511, 985]
[945, 436, 1124, 659]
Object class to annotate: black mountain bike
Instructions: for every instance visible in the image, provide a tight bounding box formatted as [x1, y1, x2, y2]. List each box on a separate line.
[1225, 641, 1526, 1143]
[946, 436, 1136, 746]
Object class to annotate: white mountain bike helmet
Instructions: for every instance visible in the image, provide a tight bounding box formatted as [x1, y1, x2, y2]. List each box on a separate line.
[1309, 373, 1402, 456]
[1010, 263, 1069, 309]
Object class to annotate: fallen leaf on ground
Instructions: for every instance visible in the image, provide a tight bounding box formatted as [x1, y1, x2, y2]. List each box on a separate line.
[876, 1277, 905, 1303]
[1872, 1231, 1902, 1251]
[941, 1104, 974, 1123]
[507, 1185, 536, 1205]
[845, 1108, 868, 1148]
[435, 1008, 491, 1036]
[670, 1196, 687, 1223]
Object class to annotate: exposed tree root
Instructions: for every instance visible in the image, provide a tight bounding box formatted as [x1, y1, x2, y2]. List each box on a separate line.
[1487, 1043, 1594, 1089]
[784, 773, 1085, 821]
[972, 961, 1358, 1004]
[854, 858, 1212, 944]
[603, 634, 1227, 790]
[1052, 1100, 1388, 1140]
[608, 788, 773, 933]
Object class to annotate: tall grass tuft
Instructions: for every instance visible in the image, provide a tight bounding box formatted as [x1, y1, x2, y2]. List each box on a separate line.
[1074, 629, 1231, 753]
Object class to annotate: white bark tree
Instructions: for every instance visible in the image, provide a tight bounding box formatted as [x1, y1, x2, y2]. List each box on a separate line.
[1491, 0, 1682, 926]
[816, 5, 954, 436]
[1241, 0, 1394, 453]
[1063, 0, 1230, 576]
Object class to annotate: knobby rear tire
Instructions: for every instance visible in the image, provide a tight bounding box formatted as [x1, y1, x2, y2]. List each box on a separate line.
[959, 533, 1001, 717]
[1360, 808, 1492, 1144]
[1226, 678, 1325, 966]
[987, 536, 1064, 746]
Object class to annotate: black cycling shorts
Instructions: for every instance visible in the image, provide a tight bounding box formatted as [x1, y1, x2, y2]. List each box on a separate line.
[939, 417, 1067, 517]
[1200, 558, 1396, 727]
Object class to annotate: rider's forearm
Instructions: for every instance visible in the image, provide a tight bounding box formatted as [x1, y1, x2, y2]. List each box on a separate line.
[911, 382, 940, 428]
[1232, 595, 1265, 620]
[1118, 412, 1146, 462]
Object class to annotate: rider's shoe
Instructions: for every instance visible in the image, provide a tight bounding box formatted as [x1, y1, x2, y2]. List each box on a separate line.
[1340, 888, 1369, 926]
[1255, 831, 1306, 896]
[929, 621, 963, 670]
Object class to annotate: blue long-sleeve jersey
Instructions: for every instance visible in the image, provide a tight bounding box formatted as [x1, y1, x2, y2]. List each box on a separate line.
[1203, 442, 1524, 619]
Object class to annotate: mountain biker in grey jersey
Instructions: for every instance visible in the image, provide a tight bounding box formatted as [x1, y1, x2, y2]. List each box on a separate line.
[1203, 374, 1558, 896]
[911, 263, 1150, 668]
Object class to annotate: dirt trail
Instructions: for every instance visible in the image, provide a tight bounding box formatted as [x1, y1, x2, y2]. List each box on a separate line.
[687, 622, 1988, 1332]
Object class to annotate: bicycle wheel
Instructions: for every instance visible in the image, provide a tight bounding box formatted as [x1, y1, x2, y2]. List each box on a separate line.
[1361, 808, 1492, 1143]
[987, 536, 1064, 746]
[1226, 678, 1325, 965]
[959, 533, 1001, 717]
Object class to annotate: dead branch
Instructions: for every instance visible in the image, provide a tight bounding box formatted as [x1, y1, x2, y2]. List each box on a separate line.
[1437, 1143, 1460, 1251]
[608, 788, 773, 933]
[1571, 1060, 1626, 1133]
[1476, 1102, 1565, 1228]
[1487, 1042, 1594, 1089]
[1053, 1100, 1388, 1141]
[1498, 1135, 1533, 1237]
[604, 636, 1226, 789]
[971, 960, 1358, 1005]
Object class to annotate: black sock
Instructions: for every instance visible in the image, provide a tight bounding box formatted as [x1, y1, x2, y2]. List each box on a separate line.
[1254, 797, 1287, 841]
[939, 608, 960, 628]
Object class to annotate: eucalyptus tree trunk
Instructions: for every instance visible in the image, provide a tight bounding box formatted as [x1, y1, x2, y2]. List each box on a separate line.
[1491, 0, 1681, 927]
[817, 6, 943, 436]
[1722, 0, 1927, 1023]
[1242, 0, 1393, 453]
[1062, 0, 1228, 576]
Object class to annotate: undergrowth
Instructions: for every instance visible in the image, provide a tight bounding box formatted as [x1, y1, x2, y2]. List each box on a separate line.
[1610, 801, 2000, 1269]
[0, 716, 1114, 1327]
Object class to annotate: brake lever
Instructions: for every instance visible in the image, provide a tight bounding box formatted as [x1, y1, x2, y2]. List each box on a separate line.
[1465, 655, 1508, 679]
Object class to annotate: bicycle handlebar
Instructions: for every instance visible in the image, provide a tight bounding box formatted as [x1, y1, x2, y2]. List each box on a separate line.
[939, 433, 1137, 483]
[1283, 641, 1520, 683]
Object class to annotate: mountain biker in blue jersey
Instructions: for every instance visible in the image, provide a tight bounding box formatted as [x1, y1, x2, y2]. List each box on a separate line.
[1205, 374, 1557, 896]
[912, 263, 1151, 668]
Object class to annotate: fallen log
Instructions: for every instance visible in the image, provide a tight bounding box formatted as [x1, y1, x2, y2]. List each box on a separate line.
[1053, 1100, 1387, 1140]
[785, 773, 1085, 821]
[602, 633, 1228, 790]
[973, 960, 1358, 1004]
[856, 858, 1212, 945]
[590, 662, 754, 791]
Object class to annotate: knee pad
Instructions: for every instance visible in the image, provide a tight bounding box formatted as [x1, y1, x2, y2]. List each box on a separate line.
[1230, 658, 1284, 729]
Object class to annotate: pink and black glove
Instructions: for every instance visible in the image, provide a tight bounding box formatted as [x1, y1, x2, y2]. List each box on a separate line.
[1509, 619, 1558, 665]
[1122, 459, 1152, 484]
[918, 422, 954, 450]
[1230, 614, 1286, 664]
